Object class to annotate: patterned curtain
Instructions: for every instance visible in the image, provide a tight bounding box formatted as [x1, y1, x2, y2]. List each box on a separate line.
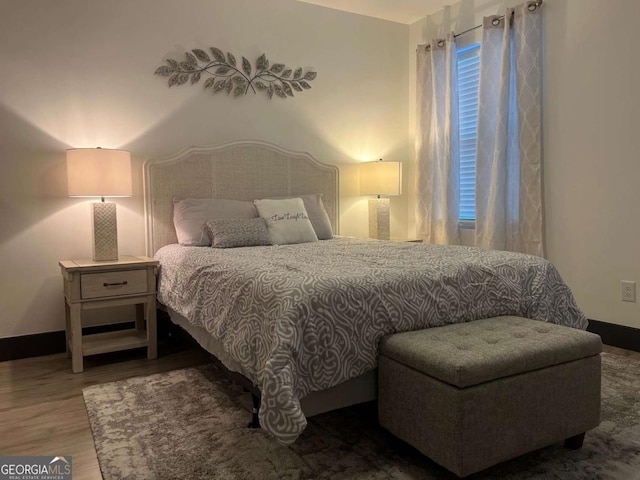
[416, 34, 460, 245]
[475, 3, 544, 256]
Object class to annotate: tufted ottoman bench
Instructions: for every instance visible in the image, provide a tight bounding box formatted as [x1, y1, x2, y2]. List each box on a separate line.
[378, 316, 602, 478]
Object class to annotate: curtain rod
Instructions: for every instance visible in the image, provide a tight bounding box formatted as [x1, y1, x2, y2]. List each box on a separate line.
[454, 0, 543, 39]
[416, 0, 543, 52]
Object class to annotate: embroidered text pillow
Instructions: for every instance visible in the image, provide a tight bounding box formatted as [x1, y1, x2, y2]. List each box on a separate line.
[253, 198, 318, 245]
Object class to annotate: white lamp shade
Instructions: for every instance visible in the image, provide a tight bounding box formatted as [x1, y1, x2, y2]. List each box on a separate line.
[359, 160, 402, 196]
[66, 148, 132, 197]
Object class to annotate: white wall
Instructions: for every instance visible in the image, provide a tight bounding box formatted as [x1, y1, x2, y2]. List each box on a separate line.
[544, 0, 640, 328]
[0, 0, 409, 338]
[5, 0, 638, 341]
[409, 0, 640, 329]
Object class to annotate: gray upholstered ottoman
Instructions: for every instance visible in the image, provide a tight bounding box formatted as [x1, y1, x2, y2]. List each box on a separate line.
[378, 316, 602, 478]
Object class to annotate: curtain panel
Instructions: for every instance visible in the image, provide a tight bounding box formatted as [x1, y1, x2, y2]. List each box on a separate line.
[416, 35, 460, 245]
[475, 3, 544, 256]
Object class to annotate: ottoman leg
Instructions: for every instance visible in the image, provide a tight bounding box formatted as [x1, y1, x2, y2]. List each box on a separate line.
[564, 432, 585, 449]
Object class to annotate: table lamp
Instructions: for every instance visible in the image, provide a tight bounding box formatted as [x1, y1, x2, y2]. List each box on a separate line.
[359, 159, 402, 240]
[66, 148, 132, 261]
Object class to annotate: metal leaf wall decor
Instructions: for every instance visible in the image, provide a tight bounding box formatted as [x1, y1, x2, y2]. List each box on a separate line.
[154, 48, 317, 99]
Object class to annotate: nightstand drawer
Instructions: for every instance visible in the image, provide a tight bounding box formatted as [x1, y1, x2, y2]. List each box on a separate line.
[81, 269, 148, 299]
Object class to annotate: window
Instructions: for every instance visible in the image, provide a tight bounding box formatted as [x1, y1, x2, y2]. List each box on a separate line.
[457, 43, 480, 222]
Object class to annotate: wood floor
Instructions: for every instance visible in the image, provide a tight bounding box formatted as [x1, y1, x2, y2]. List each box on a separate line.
[0, 341, 211, 480]
[0, 342, 637, 480]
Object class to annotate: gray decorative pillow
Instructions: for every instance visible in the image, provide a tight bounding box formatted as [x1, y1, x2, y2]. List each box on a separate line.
[205, 218, 272, 248]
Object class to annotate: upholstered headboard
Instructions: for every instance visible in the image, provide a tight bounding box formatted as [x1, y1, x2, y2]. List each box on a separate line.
[143, 140, 340, 255]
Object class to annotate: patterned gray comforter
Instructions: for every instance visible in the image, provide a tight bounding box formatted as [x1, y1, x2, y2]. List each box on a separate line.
[154, 237, 587, 445]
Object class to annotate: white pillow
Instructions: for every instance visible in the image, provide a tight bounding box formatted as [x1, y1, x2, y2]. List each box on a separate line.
[270, 193, 333, 240]
[253, 198, 318, 245]
[173, 198, 257, 246]
[299, 193, 333, 240]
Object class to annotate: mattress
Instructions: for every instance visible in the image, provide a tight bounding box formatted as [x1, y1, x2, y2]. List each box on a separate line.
[154, 237, 587, 444]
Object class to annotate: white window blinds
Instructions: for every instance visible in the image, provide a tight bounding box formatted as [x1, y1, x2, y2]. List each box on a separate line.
[457, 43, 480, 221]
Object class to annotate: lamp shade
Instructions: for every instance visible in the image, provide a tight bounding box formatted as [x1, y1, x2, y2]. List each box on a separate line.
[66, 148, 132, 197]
[359, 160, 402, 196]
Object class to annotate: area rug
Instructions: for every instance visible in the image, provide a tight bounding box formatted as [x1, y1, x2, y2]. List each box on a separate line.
[83, 352, 640, 479]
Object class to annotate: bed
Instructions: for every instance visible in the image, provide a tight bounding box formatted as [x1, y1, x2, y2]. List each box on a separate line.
[144, 140, 587, 446]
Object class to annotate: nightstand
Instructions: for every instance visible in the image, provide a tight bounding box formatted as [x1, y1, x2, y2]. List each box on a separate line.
[59, 255, 159, 373]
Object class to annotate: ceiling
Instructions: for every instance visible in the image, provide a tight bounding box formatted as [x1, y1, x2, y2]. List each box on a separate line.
[296, 0, 451, 24]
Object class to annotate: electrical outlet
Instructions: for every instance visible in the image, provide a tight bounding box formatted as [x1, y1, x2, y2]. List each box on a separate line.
[621, 281, 636, 302]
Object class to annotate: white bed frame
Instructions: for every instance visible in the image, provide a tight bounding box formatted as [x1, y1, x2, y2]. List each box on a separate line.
[143, 140, 376, 417]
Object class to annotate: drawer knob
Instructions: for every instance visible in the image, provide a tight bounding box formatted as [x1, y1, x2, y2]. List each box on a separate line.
[103, 281, 128, 287]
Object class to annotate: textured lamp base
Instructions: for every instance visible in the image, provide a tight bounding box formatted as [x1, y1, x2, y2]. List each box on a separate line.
[92, 202, 119, 261]
[369, 198, 390, 240]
